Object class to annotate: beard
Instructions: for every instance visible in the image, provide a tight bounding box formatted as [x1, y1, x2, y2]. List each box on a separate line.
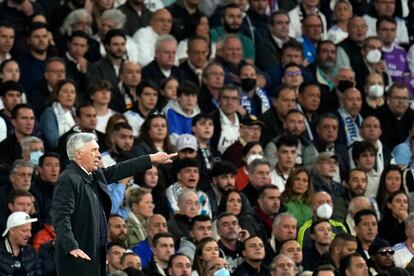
[223, 22, 240, 34]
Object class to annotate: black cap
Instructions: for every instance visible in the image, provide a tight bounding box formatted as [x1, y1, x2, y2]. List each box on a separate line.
[0, 81, 23, 97]
[368, 238, 391, 256]
[240, 114, 264, 127]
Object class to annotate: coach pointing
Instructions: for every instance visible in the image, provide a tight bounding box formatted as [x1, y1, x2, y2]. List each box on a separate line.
[51, 132, 177, 276]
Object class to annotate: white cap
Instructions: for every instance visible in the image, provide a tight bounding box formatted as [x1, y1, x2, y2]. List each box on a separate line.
[2, 212, 37, 237]
[176, 134, 198, 152]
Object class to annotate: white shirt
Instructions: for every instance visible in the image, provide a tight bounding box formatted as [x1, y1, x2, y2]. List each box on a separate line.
[132, 26, 159, 67]
[96, 35, 139, 64]
[363, 14, 409, 45]
[217, 109, 240, 154]
[0, 116, 6, 143]
[327, 25, 348, 44]
[124, 110, 145, 137]
[96, 109, 115, 133]
[288, 5, 327, 39]
[101, 151, 117, 168]
[393, 242, 414, 268]
[269, 168, 287, 193]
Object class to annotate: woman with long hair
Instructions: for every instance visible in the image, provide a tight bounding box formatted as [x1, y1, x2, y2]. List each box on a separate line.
[235, 141, 264, 191]
[376, 165, 404, 214]
[192, 237, 220, 276]
[281, 167, 313, 226]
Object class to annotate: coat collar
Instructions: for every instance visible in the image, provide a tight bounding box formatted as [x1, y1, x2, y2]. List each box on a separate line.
[67, 161, 93, 183]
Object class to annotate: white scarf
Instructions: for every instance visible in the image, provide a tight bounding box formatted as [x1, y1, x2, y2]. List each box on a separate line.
[52, 102, 75, 137]
[337, 107, 361, 147]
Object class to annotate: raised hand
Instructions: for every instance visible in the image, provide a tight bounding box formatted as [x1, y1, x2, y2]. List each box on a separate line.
[150, 152, 178, 164]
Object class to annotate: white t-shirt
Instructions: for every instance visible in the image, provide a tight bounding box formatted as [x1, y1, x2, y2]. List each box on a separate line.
[393, 242, 414, 268]
[217, 109, 240, 154]
[96, 109, 115, 133]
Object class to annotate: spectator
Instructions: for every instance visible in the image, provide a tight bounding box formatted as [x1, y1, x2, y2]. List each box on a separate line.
[192, 237, 220, 276]
[118, 60, 142, 112]
[312, 152, 345, 199]
[0, 80, 23, 139]
[329, 233, 358, 273]
[354, 209, 379, 262]
[120, 252, 142, 271]
[361, 72, 386, 117]
[143, 232, 174, 275]
[241, 159, 271, 206]
[232, 236, 270, 275]
[89, 80, 116, 133]
[288, 0, 327, 39]
[270, 254, 297, 276]
[106, 241, 127, 274]
[166, 0, 200, 41]
[297, 82, 321, 142]
[300, 14, 324, 66]
[327, 0, 353, 44]
[178, 215, 212, 261]
[339, 252, 369, 276]
[270, 212, 297, 255]
[108, 214, 128, 246]
[167, 253, 192, 276]
[118, 0, 153, 36]
[376, 165, 403, 214]
[0, 212, 40, 275]
[0, 24, 14, 64]
[199, 62, 224, 114]
[368, 238, 395, 274]
[235, 142, 264, 191]
[393, 212, 414, 268]
[141, 34, 181, 84]
[101, 122, 134, 167]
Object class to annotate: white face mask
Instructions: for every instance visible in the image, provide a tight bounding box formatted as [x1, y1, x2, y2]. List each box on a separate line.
[316, 203, 333, 219]
[367, 84, 384, 98]
[246, 154, 263, 165]
[366, 49, 382, 64]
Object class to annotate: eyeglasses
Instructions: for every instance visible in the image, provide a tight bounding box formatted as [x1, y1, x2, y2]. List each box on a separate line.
[286, 71, 302, 77]
[377, 249, 394, 256]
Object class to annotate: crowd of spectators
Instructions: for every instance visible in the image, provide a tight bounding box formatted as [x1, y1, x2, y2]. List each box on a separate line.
[3, 0, 414, 275]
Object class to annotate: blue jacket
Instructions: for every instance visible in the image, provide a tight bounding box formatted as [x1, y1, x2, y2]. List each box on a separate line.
[132, 239, 153, 269]
[39, 107, 59, 149]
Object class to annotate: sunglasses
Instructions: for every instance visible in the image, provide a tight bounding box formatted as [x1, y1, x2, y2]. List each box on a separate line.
[377, 249, 394, 256]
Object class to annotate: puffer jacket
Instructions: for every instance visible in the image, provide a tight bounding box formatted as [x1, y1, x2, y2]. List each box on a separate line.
[0, 238, 42, 275]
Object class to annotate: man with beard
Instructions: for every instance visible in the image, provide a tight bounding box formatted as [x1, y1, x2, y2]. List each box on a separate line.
[108, 215, 128, 245]
[329, 233, 358, 274]
[233, 235, 270, 275]
[210, 3, 255, 62]
[119, 0, 153, 36]
[216, 212, 247, 273]
[18, 22, 53, 92]
[101, 122, 134, 167]
[167, 253, 192, 276]
[368, 238, 395, 274]
[30, 152, 61, 224]
[87, 29, 126, 94]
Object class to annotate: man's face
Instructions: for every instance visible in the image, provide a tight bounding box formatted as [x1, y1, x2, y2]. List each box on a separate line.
[222, 37, 243, 65]
[315, 158, 338, 180]
[348, 17, 368, 43]
[219, 89, 240, 116]
[356, 151, 376, 171]
[106, 36, 126, 60]
[0, 26, 14, 54]
[274, 89, 296, 117]
[373, 247, 394, 269]
[179, 192, 200, 218]
[217, 215, 238, 241]
[223, 7, 243, 32]
[339, 241, 358, 259]
[108, 216, 128, 242]
[302, 15, 322, 42]
[272, 216, 297, 242]
[147, 215, 168, 238]
[122, 254, 141, 270]
[360, 117, 381, 142]
[316, 118, 338, 143]
[153, 237, 175, 263]
[280, 240, 302, 265]
[240, 124, 261, 143]
[151, 9, 173, 35]
[377, 21, 396, 46]
[311, 221, 332, 246]
[299, 85, 321, 113]
[355, 215, 378, 243]
[177, 167, 199, 189]
[12, 108, 35, 136]
[272, 255, 296, 276]
[270, 14, 290, 39]
[284, 113, 305, 136]
[99, 18, 116, 38]
[188, 39, 208, 69]
[113, 128, 134, 152]
[38, 156, 60, 183]
[311, 192, 333, 214]
[91, 89, 111, 106]
[107, 245, 126, 270]
[77, 106, 97, 131]
[169, 255, 192, 276]
[258, 188, 281, 216]
[44, 61, 66, 88]
[249, 0, 268, 14]
[192, 119, 214, 141]
[203, 65, 224, 90]
[277, 145, 297, 171]
[362, 39, 382, 62]
[243, 237, 265, 262]
[9, 223, 32, 247]
[68, 36, 88, 59]
[76, 140, 101, 172]
[213, 173, 236, 192]
[342, 89, 362, 117]
[282, 66, 303, 89]
[8, 196, 33, 214]
[138, 86, 158, 111]
[249, 164, 271, 188]
[10, 166, 33, 191]
[375, 0, 395, 16]
[347, 170, 367, 196]
[121, 62, 141, 87]
[29, 28, 49, 53]
[156, 40, 177, 69]
[387, 87, 410, 118]
[317, 43, 336, 70]
[281, 48, 302, 66]
[346, 256, 369, 276]
[1, 91, 22, 112]
[191, 220, 212, 241]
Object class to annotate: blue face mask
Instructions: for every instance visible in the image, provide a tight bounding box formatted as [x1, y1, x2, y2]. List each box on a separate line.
[213, 268, 230, 276]
[30, 150, 44, 166]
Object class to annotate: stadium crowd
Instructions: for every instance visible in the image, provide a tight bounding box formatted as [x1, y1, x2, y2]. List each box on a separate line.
[2, 0, 414, 275]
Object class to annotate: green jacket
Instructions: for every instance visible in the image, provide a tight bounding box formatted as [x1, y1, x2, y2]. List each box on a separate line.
[210, 27, 255, 61]
[284, 198, 312, 227]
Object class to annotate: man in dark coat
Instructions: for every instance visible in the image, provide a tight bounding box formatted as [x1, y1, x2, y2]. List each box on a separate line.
[52, 132, 176, 276]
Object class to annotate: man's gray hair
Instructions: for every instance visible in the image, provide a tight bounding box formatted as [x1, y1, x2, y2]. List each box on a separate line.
[406, 212, 414, 228]
[20, 136, 43, 154]
[348, 196, 371, 216]
[270, 253, 297, 271]
[109, 271, 128, 276]
[10, 159, 34, 174]
[66, 133, 97, 161]
[222, 33, 241, 48]
[155, 34, 177, 52]
[177, 189, 198, 209]
[272, 212, 297, 227]
[247, 158, 270, 175]
[101, 9, 127, 29]
[60, 8, 93, 36]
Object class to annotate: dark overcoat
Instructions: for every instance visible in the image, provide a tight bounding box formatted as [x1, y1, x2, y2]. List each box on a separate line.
[52, 156, 151, 276]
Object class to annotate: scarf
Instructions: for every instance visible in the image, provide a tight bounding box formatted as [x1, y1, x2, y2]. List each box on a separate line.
[52, 102, 75, 136]
[337, 107, 361, 147]
[240, 87, 270, 115]
[255, 206, 273, 234]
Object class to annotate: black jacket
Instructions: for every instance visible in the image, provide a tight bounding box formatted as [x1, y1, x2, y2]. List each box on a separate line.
[231, 261, 270, 276]
[0, 238, 41, 275]
[52, 156, 152, 276]
[141, 60, 181, 85]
